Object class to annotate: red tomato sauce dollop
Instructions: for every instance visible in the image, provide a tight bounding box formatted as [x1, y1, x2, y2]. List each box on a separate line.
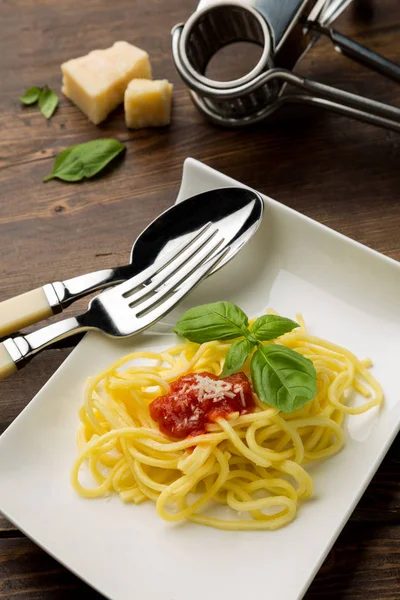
[149, 372, 254, 439]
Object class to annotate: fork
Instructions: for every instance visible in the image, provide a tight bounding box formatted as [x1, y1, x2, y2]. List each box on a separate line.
[0, 224, 228, 380]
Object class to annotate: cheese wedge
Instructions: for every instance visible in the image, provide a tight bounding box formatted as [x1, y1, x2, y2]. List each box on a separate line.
[61, 41, 152, 124]
[124, 79, 173, 129]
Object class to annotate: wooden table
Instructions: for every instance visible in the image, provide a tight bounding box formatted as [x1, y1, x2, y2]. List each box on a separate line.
[0, 0, 399, 598]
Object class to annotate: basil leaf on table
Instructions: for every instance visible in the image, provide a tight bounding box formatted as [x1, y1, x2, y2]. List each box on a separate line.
[43, 139, 126, 183]
[44, 146, 85, 182]
[250, 344, 317, 412]
[38, 87, 59, 119]
[174, 301, 249, 343]
[221, 338, 256, 377]
[20, 85, 58, 117]
[20, 86, 41, 105]
[251, 315, 299, 341]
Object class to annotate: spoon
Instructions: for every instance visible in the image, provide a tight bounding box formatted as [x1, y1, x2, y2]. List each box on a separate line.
[0, 188, 263, 338]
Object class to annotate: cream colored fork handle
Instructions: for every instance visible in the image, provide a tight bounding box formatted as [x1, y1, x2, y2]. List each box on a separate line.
[0, 288, 54, 338]
[0, 344, 16, 379]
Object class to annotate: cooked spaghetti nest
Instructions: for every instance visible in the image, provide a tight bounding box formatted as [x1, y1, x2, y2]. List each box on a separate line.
[71, 314, 383, 530]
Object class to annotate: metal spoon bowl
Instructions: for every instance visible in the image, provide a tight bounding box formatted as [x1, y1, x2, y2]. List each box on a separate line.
[130, 187, 263, 276]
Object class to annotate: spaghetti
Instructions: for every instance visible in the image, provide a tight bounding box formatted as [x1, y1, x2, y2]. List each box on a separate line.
[71, 314, 383, 530]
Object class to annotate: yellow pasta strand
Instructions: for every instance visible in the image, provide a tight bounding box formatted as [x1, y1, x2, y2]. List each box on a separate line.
[71, 314, 383, 531]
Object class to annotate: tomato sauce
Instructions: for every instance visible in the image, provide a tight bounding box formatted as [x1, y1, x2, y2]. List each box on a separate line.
[149, 372, 254, 439]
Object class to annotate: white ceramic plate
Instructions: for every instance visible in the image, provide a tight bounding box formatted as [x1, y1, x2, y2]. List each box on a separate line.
[0, 158, 399, 600]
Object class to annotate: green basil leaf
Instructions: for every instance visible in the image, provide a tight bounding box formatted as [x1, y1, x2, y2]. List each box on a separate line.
[43, 139, 125, 183]
[39, 87, 58, 119]
[20, 86, 41, 105]
[44, 147, 85, 182]
[251, 315, 299, 341]
[221, 338, 256, 377]
[251, 344, 317, 412]
[51, 146, 75, 173]
[174, 301, 249, 343]
[77, 139, 126, 178]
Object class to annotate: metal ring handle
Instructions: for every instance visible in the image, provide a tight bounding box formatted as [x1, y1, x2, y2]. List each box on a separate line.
[172, 24, 280, 120]
[176, 1, 273, 90]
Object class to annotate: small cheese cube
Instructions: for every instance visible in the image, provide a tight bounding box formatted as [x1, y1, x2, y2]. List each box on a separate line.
[124, 79, 173, 129]
[61, 41, 152, 124]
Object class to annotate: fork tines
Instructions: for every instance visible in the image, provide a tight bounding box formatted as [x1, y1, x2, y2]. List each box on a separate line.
[108, 223, 228, 327]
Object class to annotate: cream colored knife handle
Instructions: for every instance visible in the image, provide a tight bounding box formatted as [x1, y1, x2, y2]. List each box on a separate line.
[0, 343, 16, 380]
[0, 288, 54, 338]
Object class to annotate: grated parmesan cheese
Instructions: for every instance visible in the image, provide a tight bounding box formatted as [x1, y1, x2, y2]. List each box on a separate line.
[238, 388, 246, 407]
[185, 375, 233, 403]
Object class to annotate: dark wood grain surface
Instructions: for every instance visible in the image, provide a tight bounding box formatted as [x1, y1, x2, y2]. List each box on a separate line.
[0, 0, 399, 598]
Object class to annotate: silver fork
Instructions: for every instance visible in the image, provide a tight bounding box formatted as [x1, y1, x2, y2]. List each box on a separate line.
[0, 224, 228, 380]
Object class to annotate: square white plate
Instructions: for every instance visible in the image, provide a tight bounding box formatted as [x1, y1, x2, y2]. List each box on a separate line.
[0, 158, 399, 600]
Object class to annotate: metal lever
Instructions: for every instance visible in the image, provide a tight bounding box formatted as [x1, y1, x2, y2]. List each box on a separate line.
[306, 21, 400, 83]
[193, 88, 400, 132]
[284, 70, 400, 127]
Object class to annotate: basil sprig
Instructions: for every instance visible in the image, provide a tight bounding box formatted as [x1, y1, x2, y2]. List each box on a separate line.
[20, 85, 58, 119]
[43, 139, 126, 183]
[175, 301, 317, 413]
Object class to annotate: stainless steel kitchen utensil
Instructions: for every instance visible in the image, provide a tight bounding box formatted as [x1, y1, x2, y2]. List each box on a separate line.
[0, 224, 229, 380]
[171, 0, 400, 130]
[0, 188, 263, 338]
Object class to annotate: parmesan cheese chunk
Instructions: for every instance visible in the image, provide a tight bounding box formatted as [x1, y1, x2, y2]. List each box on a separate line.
[61, 41, 152, 124]
[124, 79, 173, 129]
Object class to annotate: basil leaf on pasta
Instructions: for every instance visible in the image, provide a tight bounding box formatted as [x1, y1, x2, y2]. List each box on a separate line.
[221, 338, 256, 377]
[174, 301, 249, 343]
[251, 315, 299, 341]
[251, 344, 317, 412]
